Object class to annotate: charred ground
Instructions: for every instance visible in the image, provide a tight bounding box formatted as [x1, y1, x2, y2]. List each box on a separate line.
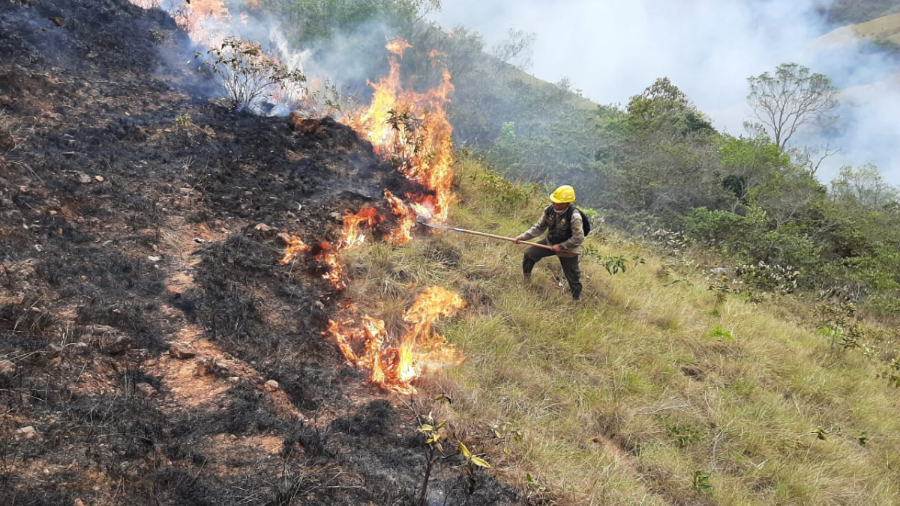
[0, 1, 516, 504]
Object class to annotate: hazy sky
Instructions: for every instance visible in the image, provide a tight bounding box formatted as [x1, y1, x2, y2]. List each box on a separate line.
[430, 0, 900, 185]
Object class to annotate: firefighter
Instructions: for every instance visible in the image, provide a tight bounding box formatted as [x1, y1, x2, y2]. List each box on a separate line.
[513, 185, 584, 301]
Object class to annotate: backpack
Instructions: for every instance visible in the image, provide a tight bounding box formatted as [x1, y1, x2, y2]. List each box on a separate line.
[544, 205, 592, 238]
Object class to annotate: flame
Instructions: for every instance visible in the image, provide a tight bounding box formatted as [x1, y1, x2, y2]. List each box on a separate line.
[327, 287, 465, 394]
[345, 40, 455, 230]
[270, 40, 462, 394]
[317, 242, 346, 291]
[386, 37, 413, 57]
[277, 233, 311, 264]
[340, 206, 384, 250]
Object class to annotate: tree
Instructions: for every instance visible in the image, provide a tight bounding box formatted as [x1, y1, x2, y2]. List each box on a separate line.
[491, 28, 537, 71]
[718, 131, 791, 210]
[830, 164, 899, 210]
[746, 63, 839, 149]
[626, 78, 714, 135]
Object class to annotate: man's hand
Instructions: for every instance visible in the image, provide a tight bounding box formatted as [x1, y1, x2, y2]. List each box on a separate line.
[513, 237, 522, 244]
[551, 244, 561, 252]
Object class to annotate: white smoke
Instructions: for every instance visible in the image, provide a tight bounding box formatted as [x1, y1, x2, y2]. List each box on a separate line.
[430, 0, 900, 185]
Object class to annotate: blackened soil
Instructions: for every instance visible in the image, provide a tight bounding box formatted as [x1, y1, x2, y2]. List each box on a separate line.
[0, 0, 517, 505]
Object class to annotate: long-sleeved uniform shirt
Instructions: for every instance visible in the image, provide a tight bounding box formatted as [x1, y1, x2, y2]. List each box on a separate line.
[516, 206, 585, 257]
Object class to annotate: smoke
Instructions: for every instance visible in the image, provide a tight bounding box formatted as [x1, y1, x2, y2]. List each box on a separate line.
[430, 0, 900, 185]
[143, 0, 397, 116]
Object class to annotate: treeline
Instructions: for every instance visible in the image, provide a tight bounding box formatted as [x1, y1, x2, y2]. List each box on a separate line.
[252, 0, 900, 316]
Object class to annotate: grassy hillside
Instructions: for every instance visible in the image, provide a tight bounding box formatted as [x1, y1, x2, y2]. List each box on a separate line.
[817, 11, 900, 48]
[343, 153, 900, 505]
[821, 0, 900, 26]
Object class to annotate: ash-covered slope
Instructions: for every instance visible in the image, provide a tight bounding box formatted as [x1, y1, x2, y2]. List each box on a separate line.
[0, 1, 516, 505]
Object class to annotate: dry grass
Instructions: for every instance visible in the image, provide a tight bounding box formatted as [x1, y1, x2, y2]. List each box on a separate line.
[347, 155, 900, 505]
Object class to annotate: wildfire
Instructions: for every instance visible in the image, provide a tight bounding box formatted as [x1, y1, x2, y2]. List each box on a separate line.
[345, 39, 456, 232]
[339, 206, 384, 250]
[316, 242, 346, 291]
[328, 287, 465, 394]
[277, 233, 311, 265]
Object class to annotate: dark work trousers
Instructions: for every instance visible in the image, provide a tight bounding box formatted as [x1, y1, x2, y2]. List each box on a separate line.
[522, 246, 582, 300]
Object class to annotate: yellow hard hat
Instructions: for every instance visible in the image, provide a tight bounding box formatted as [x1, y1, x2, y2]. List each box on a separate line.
[550, 185, 576, 203]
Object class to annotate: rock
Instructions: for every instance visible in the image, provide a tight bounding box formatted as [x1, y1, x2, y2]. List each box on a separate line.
[329, 212, 342, 222]
[147, 256, 161, 262]
[83, 325, 132, 355]
[75, 172, 92, 184]
[75, 499, 86, 506]
[254, 223, 273, 232]
[313, 301, 325, 311]
[94, 175, 104, 182]
[288, 113, 326, 135]
[192, 237, 205, 244]
[264, 380, 279, 392]
[711, 267, 727, 275]
[169, 344, 196, 360]
[143, 359, 158, 367]
[135, 383, 157, 397]
[227, 376, 240, 384]
[0, 95, 11, 106]
[17, 426, 36, 439]
[0, 359, 15, 375]
[194, 357, 218, 376]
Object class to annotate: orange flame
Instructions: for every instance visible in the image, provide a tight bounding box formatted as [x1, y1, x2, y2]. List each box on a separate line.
[274, 40, 462, 394]
[345, 41, 455, 230]
[340, 206, 384, 250]
[327, 287, 465, 394]
[277, 233, 312, 264]
[386, 37, 413, 57]
[317, 242, 346, 291]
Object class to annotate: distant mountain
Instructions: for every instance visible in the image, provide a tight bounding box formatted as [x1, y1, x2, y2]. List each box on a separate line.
[820, 0, 900, 26]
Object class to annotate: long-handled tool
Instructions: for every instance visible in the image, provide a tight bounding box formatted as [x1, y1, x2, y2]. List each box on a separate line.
[416, 216, 568, 253]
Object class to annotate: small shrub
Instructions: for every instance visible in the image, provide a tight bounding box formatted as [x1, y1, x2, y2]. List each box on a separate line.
[661, 415, 702, 447]
[709, 325, 734, 340]
[693, 470, 713, 497]
[737, 261, 800, 293]
[196, 37, 306, 110]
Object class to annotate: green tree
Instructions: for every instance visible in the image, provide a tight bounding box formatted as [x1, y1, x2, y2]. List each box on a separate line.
[746, 63, 839, 149]
[830, 164, 899, 210]
[718, 132, 791, 209]
[626, 77, 714, 135]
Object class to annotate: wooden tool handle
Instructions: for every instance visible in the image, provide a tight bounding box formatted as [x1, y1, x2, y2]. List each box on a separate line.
[452, 228, 560, 252]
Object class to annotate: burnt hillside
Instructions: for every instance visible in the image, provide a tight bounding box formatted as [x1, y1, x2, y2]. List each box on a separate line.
[0, 0, 516, 504]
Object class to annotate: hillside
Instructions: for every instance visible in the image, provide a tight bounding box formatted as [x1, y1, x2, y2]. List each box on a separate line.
[820, 0, 900, 26]
[2, 1, 899, 506]
[0, 1, 514, 504]
[817, 11, 900, 47]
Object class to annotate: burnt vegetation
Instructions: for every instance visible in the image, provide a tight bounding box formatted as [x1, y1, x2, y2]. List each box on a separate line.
[0, 0, 516, 504]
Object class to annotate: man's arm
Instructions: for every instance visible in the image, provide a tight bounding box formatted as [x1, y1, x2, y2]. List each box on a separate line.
[515, 212, 550, 242]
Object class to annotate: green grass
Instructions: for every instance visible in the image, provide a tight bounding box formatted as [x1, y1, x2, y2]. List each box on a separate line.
[344, 153, 900, 505]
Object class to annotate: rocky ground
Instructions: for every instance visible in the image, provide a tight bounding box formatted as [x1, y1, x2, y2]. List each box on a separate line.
[0, 0, 517, 504]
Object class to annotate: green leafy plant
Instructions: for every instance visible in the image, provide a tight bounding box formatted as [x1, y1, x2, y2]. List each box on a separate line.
[710, 325, 734, 341]
[693, 470, 713, 497]
[525, 472, 548, 500]
[661, 415, 702, 447]
[416, 417, 446, 506]
[457, 441, 491, 500]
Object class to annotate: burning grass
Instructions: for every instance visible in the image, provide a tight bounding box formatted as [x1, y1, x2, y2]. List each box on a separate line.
[344, 152, 900, 506]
